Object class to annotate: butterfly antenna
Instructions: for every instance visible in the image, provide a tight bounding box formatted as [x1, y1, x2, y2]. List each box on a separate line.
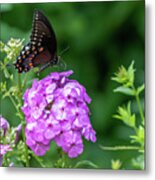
[59, 46, 70, 56]
[57, 46, 70, 71]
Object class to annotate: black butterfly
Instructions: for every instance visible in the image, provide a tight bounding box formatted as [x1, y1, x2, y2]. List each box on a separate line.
[14, 10, 58, 73]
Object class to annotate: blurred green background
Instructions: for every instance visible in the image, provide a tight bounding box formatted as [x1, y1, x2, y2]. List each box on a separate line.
[1, 1, 144, 169]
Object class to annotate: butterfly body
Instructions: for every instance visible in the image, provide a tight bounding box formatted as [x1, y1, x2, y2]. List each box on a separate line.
[15, 10, 58, 73]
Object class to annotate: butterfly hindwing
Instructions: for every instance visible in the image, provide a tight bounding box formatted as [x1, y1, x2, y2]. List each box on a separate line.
[14, 10, 58, 73]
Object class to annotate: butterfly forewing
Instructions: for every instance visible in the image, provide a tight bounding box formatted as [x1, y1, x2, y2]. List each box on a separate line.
[14, 10, 58, 73]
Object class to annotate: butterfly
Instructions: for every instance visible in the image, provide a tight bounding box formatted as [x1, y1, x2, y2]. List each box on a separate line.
[14, 10, 58, 73]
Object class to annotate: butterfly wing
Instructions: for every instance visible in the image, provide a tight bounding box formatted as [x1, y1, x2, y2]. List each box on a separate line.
[15, 10, 57, 73]
[30, 10, 57, 55]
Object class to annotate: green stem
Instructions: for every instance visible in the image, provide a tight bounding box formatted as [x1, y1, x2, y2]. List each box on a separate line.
[18, 73, 22, 97]
[74, 160, 98, 169]
[135, 92, 145, 125]
[100, 145, 140, 151]
[17, 73, 29, 167]
[21, 120, 29, 167]
[22, 73, 29, 88]
[132, 85, 144, 125]
[31, 152, 46, 168]
[8, 95, 18, 112]
[8, 87, 29, 166]
[55, 148, 69, 168]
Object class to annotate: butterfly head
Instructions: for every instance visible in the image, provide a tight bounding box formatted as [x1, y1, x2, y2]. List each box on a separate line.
[51, 55, 60, 66]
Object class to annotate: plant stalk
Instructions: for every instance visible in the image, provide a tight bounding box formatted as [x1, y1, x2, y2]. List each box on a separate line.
[17, 73, 29, 167]
[135, 93, 145, 125]
[100, 145, 141, 151]
[31, 152, 46, 168]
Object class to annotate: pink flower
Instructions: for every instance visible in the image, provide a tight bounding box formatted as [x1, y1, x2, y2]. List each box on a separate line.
[0, 116, 22, 166]
[22, 70, 96, 158]
[0, 115, 10, 136]
[0, 144, 12, 155]
[0, 144, 12, 167]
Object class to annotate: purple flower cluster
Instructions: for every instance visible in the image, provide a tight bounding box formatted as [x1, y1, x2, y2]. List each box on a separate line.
[0, 116, 12, 166]
[0, 144, 12, 156]
[0, 115, 22, 167]
[0, 115, 10, 136]
[0, 116, 22, 157]
[22, 70, 96, 158]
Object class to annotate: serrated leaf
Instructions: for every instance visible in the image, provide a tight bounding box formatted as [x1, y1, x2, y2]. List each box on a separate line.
[10, 86, 19, 94]
[113, 114, 122, 120]
[132, 155, 144, 170]
[113, 102, 136, 128]
[128, 114, 136, 127]
[137, 84, 145, 95]
[112, 61, 136, 87]
[2, 91, 10, 99]
[114, 86, 135, 96]
[111, 159, 122, 170]
[130, 126, 144, 146]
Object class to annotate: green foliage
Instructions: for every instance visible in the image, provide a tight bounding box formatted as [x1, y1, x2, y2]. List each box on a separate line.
[1, 127, 15, 146]
[0, 38, 30, 167]
[0, 39, 24, 79]
[0, 38, 24, 62]
[100, 61, 145, 170]
[111, 159, 122, 170]
[1, 2, 144, 169]
[16, 141, 29, 165]
[132, 155, 144, 170]
[111, 61, 135, 88]
[130, 126, 144, 150]
[113, 102, 136, 128]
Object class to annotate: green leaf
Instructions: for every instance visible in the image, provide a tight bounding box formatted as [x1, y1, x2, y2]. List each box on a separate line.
[113, 102, 136, 128]
[3, 68, 11, 79]
[128, 60, 135, 85]
[111, 60, 135, 87]
[0, 41, 5, 51]
[10, 74, 13, 81]
[137, 84, 145, 95]
[1, 38, 24, 64]
[2, 91, 10, 99]
[74, 160, 98, 169]
[113, 86, 135, 96]
[0, 81, 7, 92]
[111, 159, 122, 170]
[132, 155, 144, 170]
[10, 86, 19, 95]
[130, 126, 144, 147]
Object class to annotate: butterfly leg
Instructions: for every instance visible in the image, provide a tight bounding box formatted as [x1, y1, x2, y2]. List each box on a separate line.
[37, 62, 51, 75]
